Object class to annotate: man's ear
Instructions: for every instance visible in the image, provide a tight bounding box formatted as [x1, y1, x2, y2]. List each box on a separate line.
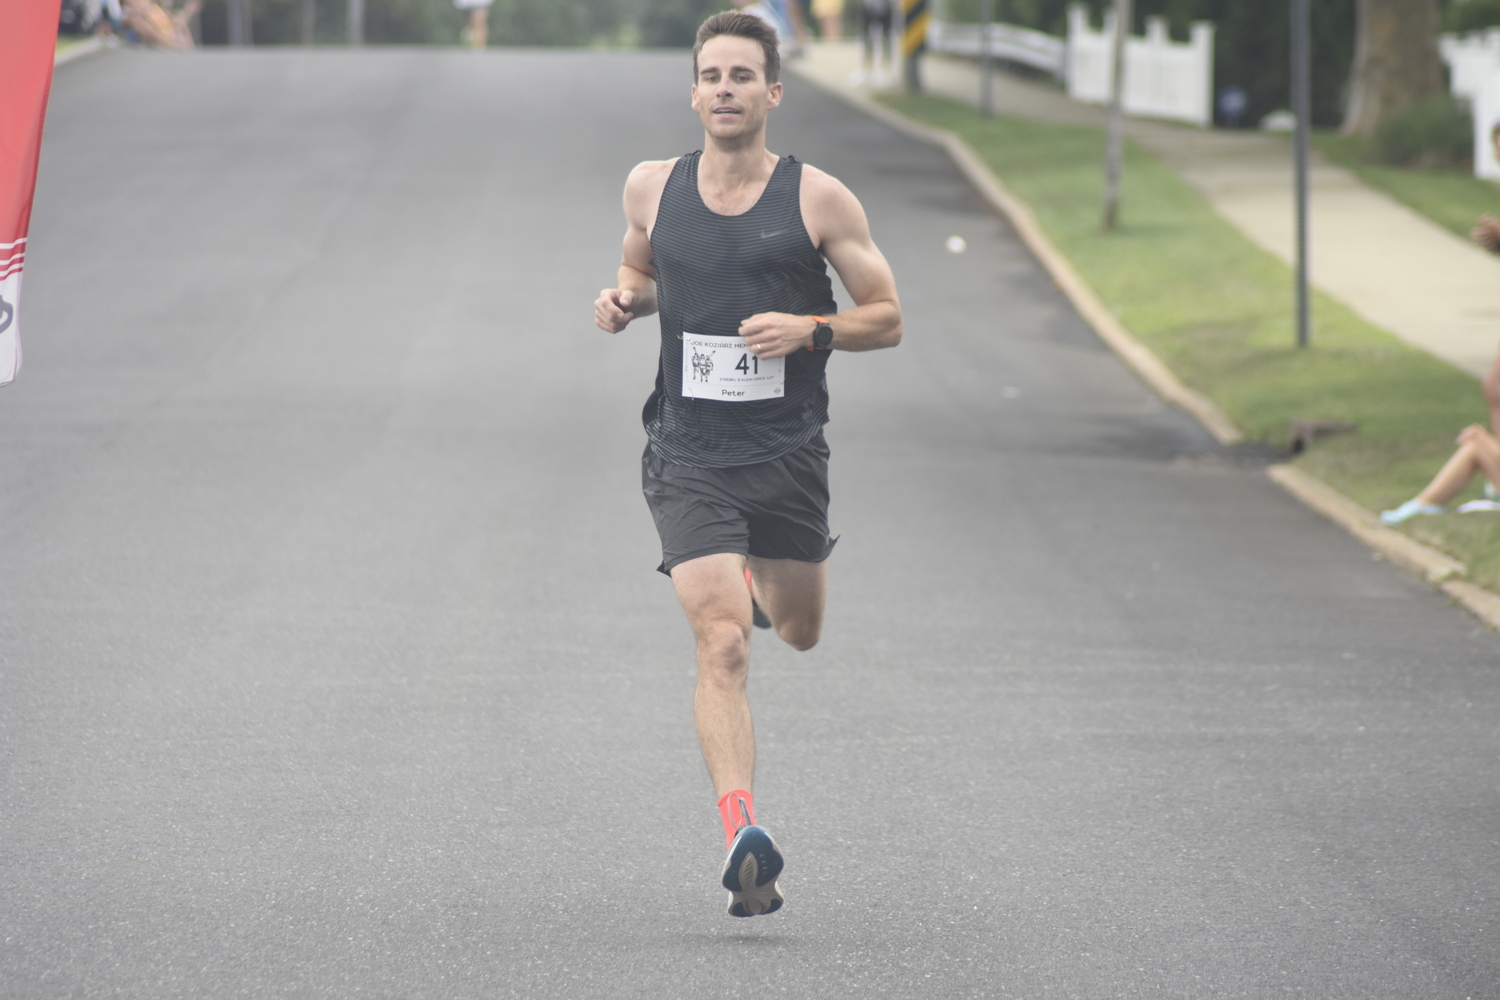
[767, 81, 783, 110]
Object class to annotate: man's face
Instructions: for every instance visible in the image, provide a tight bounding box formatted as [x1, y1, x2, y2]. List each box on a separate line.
[691, 34, 782, 143]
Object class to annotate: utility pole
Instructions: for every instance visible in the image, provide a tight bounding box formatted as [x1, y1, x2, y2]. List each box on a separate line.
[1102, 0, 1131, 232]
[347, 0, 363, 45]
[226, 0, 251, 46]
[979, 0, 993, 117]
[1291, 0, 1312, 347]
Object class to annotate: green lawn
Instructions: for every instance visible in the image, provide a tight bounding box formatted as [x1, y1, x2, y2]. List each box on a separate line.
[1313, 132, 1500, 241]
[880, 94, 1500, 589]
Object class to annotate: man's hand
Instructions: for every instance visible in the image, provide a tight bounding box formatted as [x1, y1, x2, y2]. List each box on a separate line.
[1472, 214, 1500, 254]
[595, 288, 637, 333]
[738, 312, 815, 359]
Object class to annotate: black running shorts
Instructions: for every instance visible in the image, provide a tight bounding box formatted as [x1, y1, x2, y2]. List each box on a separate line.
[642, 431, 837, 576]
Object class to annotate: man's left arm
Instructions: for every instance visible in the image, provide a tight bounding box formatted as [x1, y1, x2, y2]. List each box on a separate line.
[737, 170, 902, 358]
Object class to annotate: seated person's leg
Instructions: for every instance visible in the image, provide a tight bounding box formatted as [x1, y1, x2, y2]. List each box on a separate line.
[1383, 426, 1493, 523]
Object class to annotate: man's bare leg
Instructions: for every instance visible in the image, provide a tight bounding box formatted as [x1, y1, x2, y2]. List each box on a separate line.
[672, 550, 826, 917]
[672, 553, 759, 798]
[671, 552, 829, 796]
[747, 554, 827, 652]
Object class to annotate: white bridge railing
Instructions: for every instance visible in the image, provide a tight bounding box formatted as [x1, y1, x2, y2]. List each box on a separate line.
[926, 3, 1215, 128]
[926, 20, 1066, 79]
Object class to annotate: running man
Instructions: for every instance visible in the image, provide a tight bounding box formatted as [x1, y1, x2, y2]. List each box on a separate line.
[593, 11, 902, 917]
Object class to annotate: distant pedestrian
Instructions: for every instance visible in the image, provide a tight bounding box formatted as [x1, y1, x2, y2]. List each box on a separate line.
[89, 0, 124, 38]
[733, 0, 795, 51]
[454, 0, 491, 49]
[856, 0, 892, 84]
[812, 0, 844, 41]
[121, 0, 197, 49]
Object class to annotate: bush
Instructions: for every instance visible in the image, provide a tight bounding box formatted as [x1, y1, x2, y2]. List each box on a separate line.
[195, 0, 621, 45]
[197, 0, 463, 44]
[1446, 0, 1500, 34]
[639, 0, 723, 47]
[1371, 94, 1473, 169]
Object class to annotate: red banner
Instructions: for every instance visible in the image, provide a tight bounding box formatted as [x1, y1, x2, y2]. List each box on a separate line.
[1, 0, 64, 386]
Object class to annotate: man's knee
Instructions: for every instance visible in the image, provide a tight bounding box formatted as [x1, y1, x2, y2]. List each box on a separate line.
[776, 616, 821, 652]
[696, 617, 751, 674]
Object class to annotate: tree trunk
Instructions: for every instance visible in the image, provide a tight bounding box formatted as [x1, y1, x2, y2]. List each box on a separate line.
[1342, 0, 1443, 136]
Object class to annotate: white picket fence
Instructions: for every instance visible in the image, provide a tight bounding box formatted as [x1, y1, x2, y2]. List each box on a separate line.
[1439, 30, 1500, 179]
[1442, 29, 1500, 103]
[1064, 5, 1214, 127]
[926, 3, 1214, 127]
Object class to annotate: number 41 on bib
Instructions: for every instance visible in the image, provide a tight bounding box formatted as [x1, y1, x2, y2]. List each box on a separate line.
[680, 332, 785, 402]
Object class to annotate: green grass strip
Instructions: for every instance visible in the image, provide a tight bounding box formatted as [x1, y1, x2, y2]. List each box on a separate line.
[879, 93, 1500, 588]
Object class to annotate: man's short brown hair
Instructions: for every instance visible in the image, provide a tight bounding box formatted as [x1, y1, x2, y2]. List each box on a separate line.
[694, 11, 781, 85]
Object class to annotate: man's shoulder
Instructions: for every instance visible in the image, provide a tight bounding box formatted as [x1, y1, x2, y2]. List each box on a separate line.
[623, 157, 681, 224]
[797, 163, 858, 205]
[626, 157, 681, 195]
[797, 162, 865, 238]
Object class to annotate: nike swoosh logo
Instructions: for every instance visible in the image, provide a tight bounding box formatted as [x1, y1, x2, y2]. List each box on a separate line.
[759, 229, 787, 239]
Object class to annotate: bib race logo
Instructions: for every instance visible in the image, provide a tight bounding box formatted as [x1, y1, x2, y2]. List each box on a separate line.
[691, 347, 715, 383]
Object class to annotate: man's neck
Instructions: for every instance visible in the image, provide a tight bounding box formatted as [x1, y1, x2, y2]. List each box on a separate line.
[699, 132, 777, 196]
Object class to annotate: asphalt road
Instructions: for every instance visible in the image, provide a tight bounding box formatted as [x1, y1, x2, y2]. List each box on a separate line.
[4, 48, 1499, 999]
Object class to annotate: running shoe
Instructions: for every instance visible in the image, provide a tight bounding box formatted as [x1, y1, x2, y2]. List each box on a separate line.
[1458, 498, 1500, 513]
[721, 824, 784, 917]
[1485, 480, 1498, 502]
[745, 567, 771, 630]
[1379, 499, 1445, 525]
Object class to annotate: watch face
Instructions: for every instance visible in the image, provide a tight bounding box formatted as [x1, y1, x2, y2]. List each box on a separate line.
[814, 323, 834, 349]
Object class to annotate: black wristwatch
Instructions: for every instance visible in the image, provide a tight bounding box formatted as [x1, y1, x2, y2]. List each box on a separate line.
[809, 316, 834, 351]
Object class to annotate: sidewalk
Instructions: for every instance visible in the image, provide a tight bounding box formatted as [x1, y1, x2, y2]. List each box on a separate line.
[791, 41, 1500, 379]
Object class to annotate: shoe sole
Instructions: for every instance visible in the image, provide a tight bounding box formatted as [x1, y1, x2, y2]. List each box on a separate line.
[722, 825, 784, 918]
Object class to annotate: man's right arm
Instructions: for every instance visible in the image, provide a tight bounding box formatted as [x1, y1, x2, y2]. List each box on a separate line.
[595, 160, 673, 334]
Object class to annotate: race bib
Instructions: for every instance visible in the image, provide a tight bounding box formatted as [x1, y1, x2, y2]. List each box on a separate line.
[680, 332, 784, 402]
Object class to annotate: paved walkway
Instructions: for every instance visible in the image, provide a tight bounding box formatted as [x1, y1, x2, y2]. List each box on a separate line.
[793, 41, 1500, 379]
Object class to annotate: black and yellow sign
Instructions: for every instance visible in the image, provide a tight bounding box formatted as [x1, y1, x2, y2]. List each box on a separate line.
[901, 0, 929, 57]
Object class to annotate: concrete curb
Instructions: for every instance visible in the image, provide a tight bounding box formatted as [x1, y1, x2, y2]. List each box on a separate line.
[55, 37, 106, 67]
[1266, 464, 1500, 630]
[1265, 465, 1463, 584]
[787, 67, 1244, 447]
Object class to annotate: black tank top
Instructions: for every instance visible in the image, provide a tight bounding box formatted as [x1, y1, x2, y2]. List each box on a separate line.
[644, 151, 839, 468]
